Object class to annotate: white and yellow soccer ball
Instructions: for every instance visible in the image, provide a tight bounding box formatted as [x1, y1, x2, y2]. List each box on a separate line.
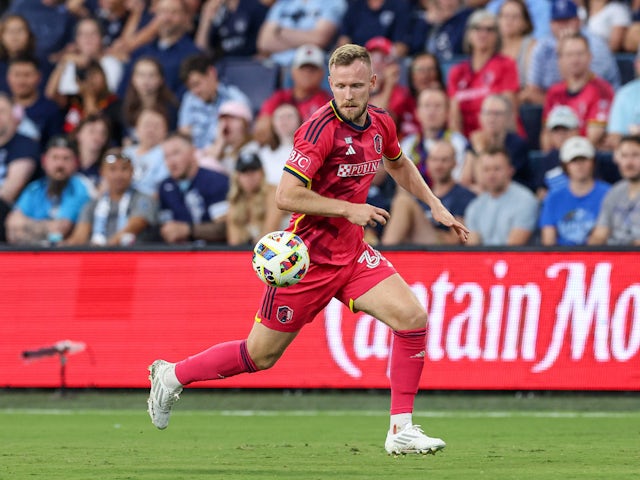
[252, 231, 310, 287]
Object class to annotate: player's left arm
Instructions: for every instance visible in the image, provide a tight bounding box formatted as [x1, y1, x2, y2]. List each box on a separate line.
[384, 152, 469, 243]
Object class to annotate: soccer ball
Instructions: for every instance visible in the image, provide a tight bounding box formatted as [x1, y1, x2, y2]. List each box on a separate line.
[252, 231, 310, 287]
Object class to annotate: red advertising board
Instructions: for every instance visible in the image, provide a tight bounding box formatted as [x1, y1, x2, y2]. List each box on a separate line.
[1, 250, 639, 390]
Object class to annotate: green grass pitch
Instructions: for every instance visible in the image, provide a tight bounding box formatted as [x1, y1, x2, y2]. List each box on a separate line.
[1, 391, 639, 480]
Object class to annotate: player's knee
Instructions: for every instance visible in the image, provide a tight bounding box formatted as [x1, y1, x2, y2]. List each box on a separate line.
[250, 350, 282, 371]
[396, 308, 427, 331]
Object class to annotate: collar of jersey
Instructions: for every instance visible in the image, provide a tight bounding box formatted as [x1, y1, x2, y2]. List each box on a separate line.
[330, 99, 371, 131]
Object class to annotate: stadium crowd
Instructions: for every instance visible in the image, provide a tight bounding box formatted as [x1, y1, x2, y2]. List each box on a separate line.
[1, 0, 640, 247]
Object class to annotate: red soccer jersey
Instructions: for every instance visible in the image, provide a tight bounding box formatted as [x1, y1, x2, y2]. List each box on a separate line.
[542, 75, 614, 136]
[447, 54, 520, 137]
[258, 88, 332, 121]
[284, 100, 402, 265]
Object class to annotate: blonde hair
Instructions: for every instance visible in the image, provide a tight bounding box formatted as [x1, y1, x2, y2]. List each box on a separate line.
[328, 44, 371, 70]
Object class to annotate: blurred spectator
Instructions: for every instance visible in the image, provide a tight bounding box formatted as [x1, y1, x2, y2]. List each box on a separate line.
[465, 93, 531, 190]
[198, 100, 258, 175]
[177, 53, 249, 150]
[8, 0, 77, 64]
[484, 0, 551, 40]
[122, 106, 170, 197]
[256, 0, 347, 67]
[579, 0, 631, 52]
[534, 105, 581, 198]
[106, 0, 161, 60]
[93, 0, 130, 47]
[7, 55, 64, 149]
[520, 0, 620, 105]
[195, 0, 269, 58]
[254, 44, 331, 146]
[498, 0, 536, 90]
[381, 139, 475, 245]
[44, 17, 124, 102]
[71, 113, 111, 190]
[64, 148, 157, 246]
[226, 150, 270, 246]
[0, 14, 37, 93]
[623, 0, 640, 52]
[366, 36, 417, 138]
[5, 135, 91, 245]
[336, 0, 412, 57]
[122, 0, 202, 97]
[158, 132, 229, 244]
[0, 93, 39, 236]
[121, 56, 178, 142]
[408, 0, 474, 61]
[539, 135, 610, 245]
[541, 33, 613, 150]
[589, 135, 640, 245]
[55, 59, 124, 143]
[401, 88, 471, 183]
[607, 46, 640, 148]
[464, 146, 538, 245]
[447, 9, 520, 138]
[408, 52, 445, 98]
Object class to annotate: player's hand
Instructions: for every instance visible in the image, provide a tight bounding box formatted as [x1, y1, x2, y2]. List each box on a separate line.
[347, 204, 390, 228]
[431, 204, 470, 243]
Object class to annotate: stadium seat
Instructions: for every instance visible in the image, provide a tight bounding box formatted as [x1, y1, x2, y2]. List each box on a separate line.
[615, 53, 636, 86]
[217, 58, 281, 115]
[519, 104, 543, 151]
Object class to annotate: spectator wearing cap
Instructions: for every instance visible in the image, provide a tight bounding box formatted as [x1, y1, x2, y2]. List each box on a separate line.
[336, 0, 412, 57]
[366, 36, 418, 138]
[539, 135, 610, 245]
[177, 53, 250, 150]
[254, 44, 331, 146]
[520, 0, 620, 105]
[198, 100, 259, 176]
[64, 148, 158, 246]
[5, 135, 93, 245]
[226, 150, 286, 246]
[607, 45, 640, 148]
[158, 131, 229, 244]
[589, 135, 640, 245]
[256, 0, 347, 68]
[534, 104, 581, 198]
[541, 33, 614, 151]
[408, 0, 474, 62]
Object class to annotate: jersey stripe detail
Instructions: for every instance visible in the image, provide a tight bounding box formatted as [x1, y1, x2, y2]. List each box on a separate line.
[284, 165, 311, 187]
[310, 114, 335, 144]
[260, 285, 277, 320]
[304, 108, 334, 143]
[387, 149, 403, 161]
[290, 214, 306, 234]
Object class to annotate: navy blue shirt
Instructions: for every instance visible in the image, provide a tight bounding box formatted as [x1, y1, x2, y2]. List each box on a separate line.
[409, 7, 473, 61]
[339, 0, 412, 46]
[206, 0, 269, 57]
[25, 96, 64, 149]
[158, 167, 229, 226]
[420, 183, 476, 231]
[0, 132, 40, 183]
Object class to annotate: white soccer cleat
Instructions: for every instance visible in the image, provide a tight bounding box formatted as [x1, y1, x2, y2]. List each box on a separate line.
[147, 360, 182, 430]
[384, 424, 446, 455]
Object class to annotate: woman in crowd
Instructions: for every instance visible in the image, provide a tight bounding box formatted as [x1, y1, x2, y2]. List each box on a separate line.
[498, 0, 535, 90]
[71, 113, 112, 189]
[408, 52, 445, 98]
[0, 14, 37, 92]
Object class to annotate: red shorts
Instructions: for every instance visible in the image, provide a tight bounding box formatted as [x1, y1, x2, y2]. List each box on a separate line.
[255, 242, 397, 332]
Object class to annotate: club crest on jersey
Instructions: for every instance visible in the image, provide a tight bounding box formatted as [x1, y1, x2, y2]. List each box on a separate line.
[277, 306, 294, 324]
[288, 149, 310, 170]
[373, 134, 382, 154]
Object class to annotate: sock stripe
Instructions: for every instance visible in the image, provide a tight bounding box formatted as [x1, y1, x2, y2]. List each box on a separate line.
[393, 328, 427, 339]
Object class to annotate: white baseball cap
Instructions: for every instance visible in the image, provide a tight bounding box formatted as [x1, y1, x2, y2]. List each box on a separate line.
[292, 44, 325, 69]
[546, 105, 579, 130]
[560, 136, 595, 163]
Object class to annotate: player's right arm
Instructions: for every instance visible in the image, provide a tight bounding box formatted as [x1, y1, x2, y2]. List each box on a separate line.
[275, 172, 390, 228]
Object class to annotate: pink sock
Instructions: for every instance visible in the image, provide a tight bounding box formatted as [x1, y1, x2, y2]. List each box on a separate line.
[174, 340, 258, 385]
[389, 328, 426, 415]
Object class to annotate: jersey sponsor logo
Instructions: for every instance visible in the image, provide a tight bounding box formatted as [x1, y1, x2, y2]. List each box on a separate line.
[337, 159, 380, 177]
[345, 145, 356, 155]
[277, 305, 294, 324]
[288, 149, 311, 170]
[373, 134, 382, 154]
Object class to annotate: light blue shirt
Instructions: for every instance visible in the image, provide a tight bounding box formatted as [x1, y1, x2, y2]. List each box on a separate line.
[485, 0, 551, 40]
[527, 29, 620, 89]
[123, 144, 169, 197]
[607, 78, 640, 135]
[465, 182, 539, 245]
[266, 0, 347, 67]
[15, 175, 92, 222]
[178, 83, 250, 149]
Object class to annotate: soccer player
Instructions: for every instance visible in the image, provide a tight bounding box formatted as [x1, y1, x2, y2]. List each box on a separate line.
[147, 44, 469, 455]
